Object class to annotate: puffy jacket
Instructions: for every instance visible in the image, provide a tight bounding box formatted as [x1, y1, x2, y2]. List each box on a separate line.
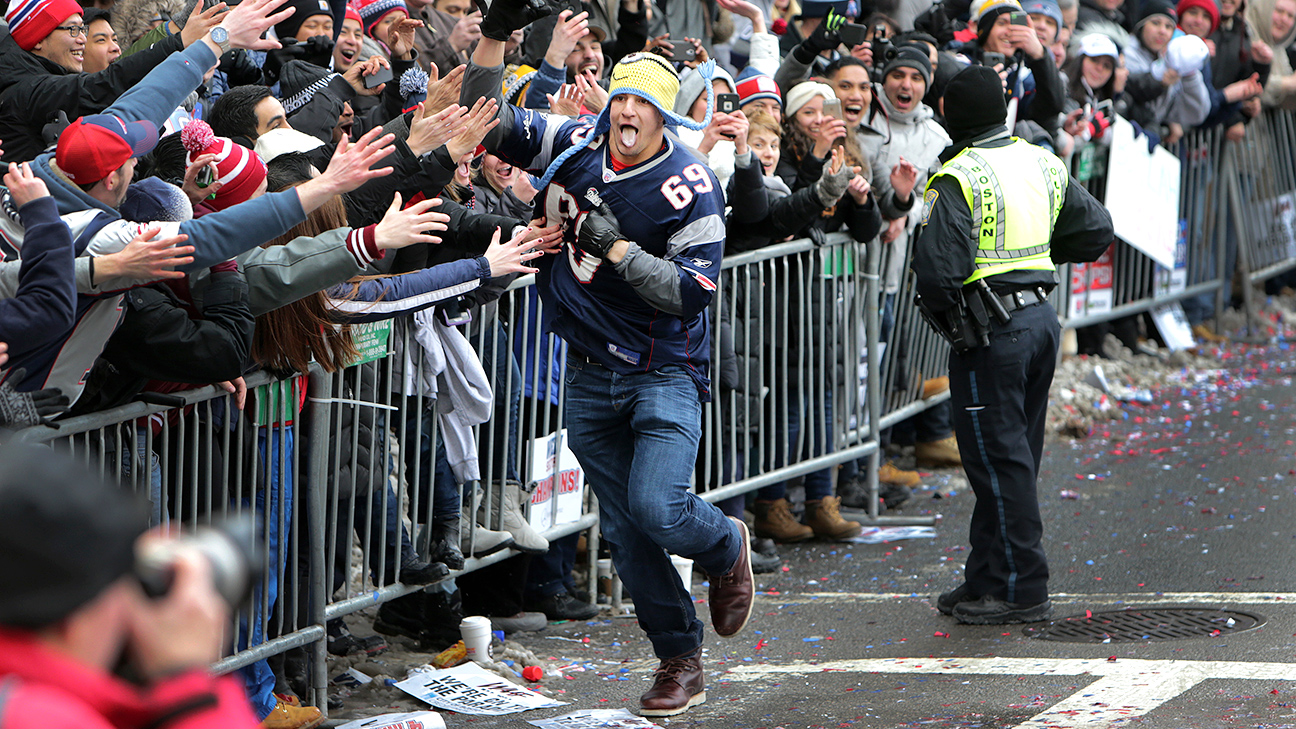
[1124, 37, 1212, 130]
[0, 30, 184, 163]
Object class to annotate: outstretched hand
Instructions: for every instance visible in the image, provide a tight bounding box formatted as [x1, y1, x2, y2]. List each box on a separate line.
[97, 227, 196, 282]
[445, 98, 500, 159]
[484, 225, 549, 276]
[300, 126, 396, 208]
[375, 194, 451, 249]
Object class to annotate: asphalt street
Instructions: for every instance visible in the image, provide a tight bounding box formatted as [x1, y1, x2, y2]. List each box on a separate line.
[340, 341, 1296, 728]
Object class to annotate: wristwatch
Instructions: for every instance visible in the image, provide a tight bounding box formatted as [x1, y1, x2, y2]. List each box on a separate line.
[210, 26, 231, 53]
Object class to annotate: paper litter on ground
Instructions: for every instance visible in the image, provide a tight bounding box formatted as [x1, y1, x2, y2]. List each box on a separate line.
[336, 711, 446, 729]
[846, 526, 938, 543]
[526, 708, 660, 728]
[394, 662, 567, 715]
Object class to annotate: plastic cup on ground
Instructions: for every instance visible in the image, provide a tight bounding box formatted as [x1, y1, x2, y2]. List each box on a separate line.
[670, 555, 694, 592]
[460, 616, 492, 662]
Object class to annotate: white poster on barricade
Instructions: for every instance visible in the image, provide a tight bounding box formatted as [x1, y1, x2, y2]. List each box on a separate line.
[394, 663, 567, 716]
[1151, 302, 1196, 351]
[336, 711, 446, 729]
[526, 429, 585, 533]
[527, 709, 661, 728]
[1153, 220, 1189, 297]
[1105, 117, 1181, 269]
[1069, 244, 1115, 317]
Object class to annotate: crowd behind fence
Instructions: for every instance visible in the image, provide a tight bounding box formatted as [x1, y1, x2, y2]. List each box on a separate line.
[11, 107, 1296, 714]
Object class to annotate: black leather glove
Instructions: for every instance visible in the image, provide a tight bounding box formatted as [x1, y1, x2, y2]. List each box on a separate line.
[576, 202, 624, 258]
[262, 41, 308, 86]
[219, 49, 265, 87]
[477, 0, 556, 42]
[0, 369, 68, 429]
[802, 9, 846, 55]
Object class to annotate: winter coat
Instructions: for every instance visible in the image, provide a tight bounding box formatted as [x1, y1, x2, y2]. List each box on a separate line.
[0, 196, 76, 362]
[1246, 0, 1296, 108]
[0, 628, 261, 729]
[1124, 37, 1212, 129]
[0, 30, 185, 163]
[73, 268, 253, 415]
[865, 98, 951, 295]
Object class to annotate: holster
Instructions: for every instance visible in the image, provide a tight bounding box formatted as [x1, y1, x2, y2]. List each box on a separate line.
[915, 281, 1013, 354]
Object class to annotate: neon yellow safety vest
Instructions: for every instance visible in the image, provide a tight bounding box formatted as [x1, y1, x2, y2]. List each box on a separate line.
[924, 137, 1068, 285]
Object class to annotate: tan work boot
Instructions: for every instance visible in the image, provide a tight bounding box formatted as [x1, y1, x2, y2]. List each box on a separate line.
[915, 435, 962, 468]
[752, 499, 813, 543]
[922, 376, 950, 399]
[805, 495, 862, 540]
[259, 699, 323, 729]
[1191, 323, 1227, 343]
[878, 460, 921, 487]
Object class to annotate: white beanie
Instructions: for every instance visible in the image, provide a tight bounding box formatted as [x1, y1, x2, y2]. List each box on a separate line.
[254, 128, 326, 164]
[785, 81, 837, 117]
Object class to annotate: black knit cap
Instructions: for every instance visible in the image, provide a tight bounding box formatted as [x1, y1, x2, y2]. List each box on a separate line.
[884, 44, 934, 88]
[275, 0, 337, 41]
[943, 64, 1008, 142]
[1135, 0, 1178, 28]
[0, 442, 148, 628]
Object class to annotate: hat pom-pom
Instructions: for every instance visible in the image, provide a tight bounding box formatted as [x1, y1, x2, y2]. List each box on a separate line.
[181, 120, 216, 153]
[771, 17, 788, 34]
[698, 59, 716, 81]
[400, 67, 429, 98]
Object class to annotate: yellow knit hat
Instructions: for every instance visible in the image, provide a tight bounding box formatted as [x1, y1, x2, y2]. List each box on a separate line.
[607, 52, 682, 119]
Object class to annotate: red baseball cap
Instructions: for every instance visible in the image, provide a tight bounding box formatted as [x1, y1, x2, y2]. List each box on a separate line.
[56, 114, 158, 185]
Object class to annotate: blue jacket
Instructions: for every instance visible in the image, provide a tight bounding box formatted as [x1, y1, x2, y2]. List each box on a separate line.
[0, 197, 76, 361]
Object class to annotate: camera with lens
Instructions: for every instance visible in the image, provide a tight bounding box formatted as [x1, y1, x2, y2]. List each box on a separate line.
[871, 29, 896, 83]
[134, 515, 262, 608]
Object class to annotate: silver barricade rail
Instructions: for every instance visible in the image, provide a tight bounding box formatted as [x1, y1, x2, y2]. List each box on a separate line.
[5, 229, 949, 714]
[1060, 121, 1230, 330]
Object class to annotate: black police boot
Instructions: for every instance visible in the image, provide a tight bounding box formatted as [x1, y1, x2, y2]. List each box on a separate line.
[428, 515, 465, 571]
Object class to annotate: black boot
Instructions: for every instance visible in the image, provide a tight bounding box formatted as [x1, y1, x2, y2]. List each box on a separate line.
[373, 592, 430, 643]
[429, 515, 465, 570]
[420, 587, 465, 652]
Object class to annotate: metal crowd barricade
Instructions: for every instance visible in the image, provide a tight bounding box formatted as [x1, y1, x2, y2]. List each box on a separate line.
[1225, 109, 1296, 336]
[7, 228, 951, 714]
[1060, 121, 1230, 331]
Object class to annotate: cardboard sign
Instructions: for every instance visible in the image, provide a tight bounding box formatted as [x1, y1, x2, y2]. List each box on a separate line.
[1153, 220, 1189, 298]
[395, 663, 566, 716]
[349, 320, 393, 366]
[1068, 244, 1114, 318]
[526, 429, 585, 532]
[528, 709, 661, 728]
[1105, 117, 1181, 269]
[336, 711, 446, 729]
[1151, 302, 1195, 351]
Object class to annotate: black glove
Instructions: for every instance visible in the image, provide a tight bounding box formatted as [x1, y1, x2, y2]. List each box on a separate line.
[41, 110, 70, 151]
[478, 0, 556, 42]
[262, 40, 308, 86]
[219, 49, 265, 87]
[0, 369, 68, 429]
[576, 202, 624, 258]
[802, 9, 846, 55]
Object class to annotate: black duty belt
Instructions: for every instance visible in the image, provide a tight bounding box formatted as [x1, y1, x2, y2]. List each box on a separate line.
[996, 287, 1050, 313]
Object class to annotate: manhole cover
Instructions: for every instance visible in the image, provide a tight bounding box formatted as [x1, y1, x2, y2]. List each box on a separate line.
[1025, 608, 1264, 643]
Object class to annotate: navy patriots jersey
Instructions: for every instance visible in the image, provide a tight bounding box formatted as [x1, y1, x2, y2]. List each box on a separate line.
[494, 106, 725, 398]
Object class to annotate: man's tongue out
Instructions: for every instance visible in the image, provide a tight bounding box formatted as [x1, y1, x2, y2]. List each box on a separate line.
[619, 125, 638, 150]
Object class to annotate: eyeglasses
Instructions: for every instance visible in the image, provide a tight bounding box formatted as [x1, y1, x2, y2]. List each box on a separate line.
[53, 24, 87, 37]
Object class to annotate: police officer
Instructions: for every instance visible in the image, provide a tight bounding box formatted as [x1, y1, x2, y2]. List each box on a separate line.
[914, 65, 1114, 625]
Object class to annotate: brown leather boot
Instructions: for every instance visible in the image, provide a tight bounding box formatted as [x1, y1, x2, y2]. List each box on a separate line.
[878, 460, 921, 487]
[915, 435, 962, 468]
[639, 646, 706, 716]
[752, 498, 813, 543]
[805, 495, 862, 540]
[259, 699, 323, 729]
[708, 516, 754, 637]
[922, 376, 950, 399]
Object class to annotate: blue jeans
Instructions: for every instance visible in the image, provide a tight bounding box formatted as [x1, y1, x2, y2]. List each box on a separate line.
[755, 391, 834, 501]
[563, 358, 741, 659]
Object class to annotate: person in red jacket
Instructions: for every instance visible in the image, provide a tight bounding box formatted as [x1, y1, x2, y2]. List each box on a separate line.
[0, 441, 263, 729]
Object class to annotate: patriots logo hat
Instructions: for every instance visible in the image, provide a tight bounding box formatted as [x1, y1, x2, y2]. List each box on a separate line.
[56, 114, 159, 185]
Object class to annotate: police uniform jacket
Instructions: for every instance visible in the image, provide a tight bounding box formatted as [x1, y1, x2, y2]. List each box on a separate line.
[912, 128, 1114, 313]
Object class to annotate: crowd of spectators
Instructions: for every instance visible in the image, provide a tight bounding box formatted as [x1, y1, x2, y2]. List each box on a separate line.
[0, 0, 1280, 722]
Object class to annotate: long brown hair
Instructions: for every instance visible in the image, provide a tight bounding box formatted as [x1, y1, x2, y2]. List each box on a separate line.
[252, 190, 359, 373]
[782, 79, 869, 179]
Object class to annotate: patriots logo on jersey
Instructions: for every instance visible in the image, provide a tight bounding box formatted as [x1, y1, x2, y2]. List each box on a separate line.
[690, 258, 712, 268]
